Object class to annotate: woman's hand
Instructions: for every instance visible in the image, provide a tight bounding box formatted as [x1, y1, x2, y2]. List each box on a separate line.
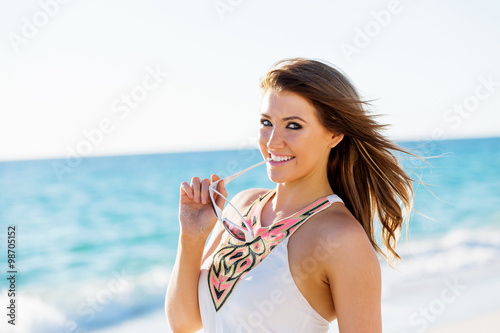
[178, 174, 227, 240]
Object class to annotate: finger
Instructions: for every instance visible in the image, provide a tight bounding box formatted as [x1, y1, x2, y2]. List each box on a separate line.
[180, 181, 194, 199]
[215, 180, 227, 210]
[210, 174, 221, 201]
[217, 179, 227, 198]
[210, 174, 226, 201]
[210, 175, 227, 210]
[200, 178, 211, 204]
[191, 177, 201, 203]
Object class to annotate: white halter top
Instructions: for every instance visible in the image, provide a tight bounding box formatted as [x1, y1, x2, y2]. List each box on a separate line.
[198, 189, 343, 332]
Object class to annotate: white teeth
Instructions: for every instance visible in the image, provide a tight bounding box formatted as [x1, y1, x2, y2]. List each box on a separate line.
[271, 154, 294, 162]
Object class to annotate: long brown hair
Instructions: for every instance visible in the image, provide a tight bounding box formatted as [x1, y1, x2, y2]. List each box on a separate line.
[260, 58, 415, 262]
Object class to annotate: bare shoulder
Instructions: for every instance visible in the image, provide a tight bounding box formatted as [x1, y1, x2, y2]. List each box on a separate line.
[299, 203, 380, 274]
[296, 203, 382, 330]
[303, 204, 369, 244]
[309, 205, 382, 331]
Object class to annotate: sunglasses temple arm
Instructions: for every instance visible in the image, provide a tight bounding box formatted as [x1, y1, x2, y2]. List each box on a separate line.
[220, 158, 272, 186]
[210, 187, 254, 236]
[210, 157, 271, 240]
[210, 189, 224, 218]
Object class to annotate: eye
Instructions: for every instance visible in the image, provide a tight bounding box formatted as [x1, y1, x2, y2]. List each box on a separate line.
[287, 122, 302, 130]
[260, 118, 272, 126]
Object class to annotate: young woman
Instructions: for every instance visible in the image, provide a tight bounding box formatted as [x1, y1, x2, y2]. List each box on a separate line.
[165, 58, 414, 332]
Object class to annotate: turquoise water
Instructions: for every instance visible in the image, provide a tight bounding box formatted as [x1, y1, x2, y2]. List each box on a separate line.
[401, 137, 500, 235]
[0, 137, 499, 332]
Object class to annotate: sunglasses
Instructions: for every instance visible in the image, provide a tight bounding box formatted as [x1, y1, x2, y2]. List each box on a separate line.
[209, 158, 272, 243]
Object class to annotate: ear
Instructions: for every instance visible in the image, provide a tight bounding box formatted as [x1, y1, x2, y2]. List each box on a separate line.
[328, 133, 344, 149]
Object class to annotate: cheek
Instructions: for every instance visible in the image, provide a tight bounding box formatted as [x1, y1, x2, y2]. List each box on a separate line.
[291, 131, 323, 155]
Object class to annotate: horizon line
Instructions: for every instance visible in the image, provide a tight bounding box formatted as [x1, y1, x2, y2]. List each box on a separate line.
[1, 134, 498, 164]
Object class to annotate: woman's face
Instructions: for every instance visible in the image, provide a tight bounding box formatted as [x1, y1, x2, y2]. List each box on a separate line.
[259, 89, 342, 185]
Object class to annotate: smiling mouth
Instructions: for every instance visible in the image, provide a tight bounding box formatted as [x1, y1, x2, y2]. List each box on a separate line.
[269, 153, 296, 162]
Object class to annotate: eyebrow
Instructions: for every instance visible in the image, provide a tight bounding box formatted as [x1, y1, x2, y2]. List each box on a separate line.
[260, 114, 308, 123]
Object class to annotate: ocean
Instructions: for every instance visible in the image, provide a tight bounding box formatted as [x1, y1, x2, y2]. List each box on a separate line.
[0, 137, 499, 333]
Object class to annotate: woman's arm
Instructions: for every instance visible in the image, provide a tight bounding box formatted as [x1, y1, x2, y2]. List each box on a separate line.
[165, 233, 206, 332]
[165, 175, 226, 333]
[323, 219, 382, 332]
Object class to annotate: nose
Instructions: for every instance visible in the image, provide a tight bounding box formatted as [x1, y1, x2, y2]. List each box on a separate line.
[266, 127, 285, 150]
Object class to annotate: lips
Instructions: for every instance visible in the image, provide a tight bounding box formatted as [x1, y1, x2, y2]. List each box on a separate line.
[268, 153, 295, 165]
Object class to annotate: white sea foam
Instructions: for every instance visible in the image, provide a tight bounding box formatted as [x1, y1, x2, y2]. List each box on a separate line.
[0, 266, 172, 333]
[0, 293, 67, 333]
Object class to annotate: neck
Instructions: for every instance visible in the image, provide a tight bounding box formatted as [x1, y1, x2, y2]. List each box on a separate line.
[271, 168, 334, 219]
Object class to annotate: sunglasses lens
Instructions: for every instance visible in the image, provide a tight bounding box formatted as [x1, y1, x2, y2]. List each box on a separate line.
[214, 194, 252, 242]
[210, 169, 264, 243]
[222, 219, 248, 242]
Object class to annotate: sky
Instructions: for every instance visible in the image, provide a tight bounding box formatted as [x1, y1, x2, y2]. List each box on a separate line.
[0, 0, 499, 161]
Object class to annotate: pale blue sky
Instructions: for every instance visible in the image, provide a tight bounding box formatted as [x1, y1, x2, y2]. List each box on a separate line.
[1, 0, 499, 161]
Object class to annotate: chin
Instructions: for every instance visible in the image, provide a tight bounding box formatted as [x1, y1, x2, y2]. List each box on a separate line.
[266, 169, 292, 184]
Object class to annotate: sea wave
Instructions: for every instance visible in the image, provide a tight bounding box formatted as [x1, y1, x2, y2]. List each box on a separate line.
[0, 266, 171, 333]
[386, 226, 500, 279]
